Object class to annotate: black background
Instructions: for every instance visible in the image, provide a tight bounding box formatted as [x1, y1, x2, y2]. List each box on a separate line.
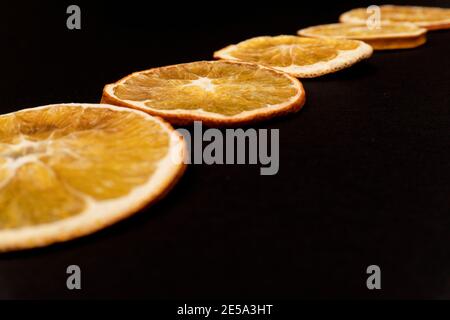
[0, 0, 449, 300]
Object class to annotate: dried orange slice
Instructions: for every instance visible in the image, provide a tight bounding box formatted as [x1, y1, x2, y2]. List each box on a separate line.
[213, 35, 373, 78]
[298, 23, 427, 50]
[102, 60, 306, 126]
[0, 104, 186, 251]
[340, 5, 450, 31]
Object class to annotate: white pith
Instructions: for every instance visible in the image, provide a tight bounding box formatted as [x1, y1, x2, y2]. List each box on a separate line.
[184, 77, 216, 92]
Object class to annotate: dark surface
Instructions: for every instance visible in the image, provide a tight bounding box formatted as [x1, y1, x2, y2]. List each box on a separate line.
[0, 0, 449, 299]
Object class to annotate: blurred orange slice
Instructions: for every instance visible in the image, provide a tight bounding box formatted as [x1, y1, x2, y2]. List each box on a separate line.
[214, 35, 373, 78]
[340, 5, 450, 31]
[298, 23, 427, 50]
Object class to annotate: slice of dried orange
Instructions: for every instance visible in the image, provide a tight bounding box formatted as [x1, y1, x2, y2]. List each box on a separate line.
[0, 104, 186, 252]
[298, 23, 427, 50]
[102, 60, 306, 126]
[340, 5, 450, 31]
[213, 35, 373, 78]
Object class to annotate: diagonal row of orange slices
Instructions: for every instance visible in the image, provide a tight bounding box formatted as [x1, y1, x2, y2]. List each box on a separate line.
[1, 4, 448, 251]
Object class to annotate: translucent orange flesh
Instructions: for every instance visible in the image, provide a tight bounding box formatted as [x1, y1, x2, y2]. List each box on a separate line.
[0, 106, 169, 229]
[221, 36, 360, 68]
[113, 61, 299, 116]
